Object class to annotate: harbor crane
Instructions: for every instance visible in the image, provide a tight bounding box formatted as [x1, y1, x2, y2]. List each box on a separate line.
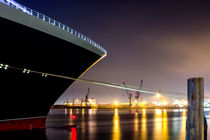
[85, 88, 90, 106]
[135, 80, 143, 106]
[122, 81, 132, 107]
[81, 88, 90, 107]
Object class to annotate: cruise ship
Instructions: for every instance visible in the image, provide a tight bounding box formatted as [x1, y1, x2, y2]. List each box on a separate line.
[0, 0, 106, 131]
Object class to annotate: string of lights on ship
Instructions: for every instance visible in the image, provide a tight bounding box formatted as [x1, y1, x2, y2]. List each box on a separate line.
[1, 63, 210, 100]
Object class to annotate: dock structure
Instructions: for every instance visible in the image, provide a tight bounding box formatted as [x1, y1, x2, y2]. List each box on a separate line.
[186, 77, 207, 140]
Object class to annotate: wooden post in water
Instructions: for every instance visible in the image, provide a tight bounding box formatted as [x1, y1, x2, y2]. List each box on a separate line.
[186, 77, 205, 140]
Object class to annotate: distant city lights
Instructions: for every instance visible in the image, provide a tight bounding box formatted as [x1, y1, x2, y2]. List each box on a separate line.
[114, 101, 119, 106]
[156, 93, 161, 98]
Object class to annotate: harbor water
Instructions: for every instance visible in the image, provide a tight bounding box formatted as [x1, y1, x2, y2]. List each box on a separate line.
[1, 108, 210, 140]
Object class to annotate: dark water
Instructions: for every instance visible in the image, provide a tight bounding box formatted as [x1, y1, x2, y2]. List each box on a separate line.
[1, 108, 210, 140]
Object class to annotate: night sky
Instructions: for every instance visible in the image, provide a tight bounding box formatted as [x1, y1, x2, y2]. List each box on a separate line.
[17, 0, 210, 104]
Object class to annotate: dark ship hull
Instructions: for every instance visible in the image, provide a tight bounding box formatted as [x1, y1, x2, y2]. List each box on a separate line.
[0, 1, 106, 131]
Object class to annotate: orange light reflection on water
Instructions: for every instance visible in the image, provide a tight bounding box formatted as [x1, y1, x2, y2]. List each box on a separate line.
[134, 112, 138, 132]
[82, 108, 84, 115]
[153, 109, 168, 140]
[81, 109, 86, 140]
[179, 109, 187, 139]
[153, 109, 162, 139]
[162, 109, 168, 140]
[134, 111, 139, 139]
[141, 109, 147, 140]
[112, 109, 121, 140]
[68, 109, 73, 126]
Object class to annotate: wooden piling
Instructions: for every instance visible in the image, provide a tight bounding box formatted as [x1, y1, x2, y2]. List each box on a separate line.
[186, 77, 204, 140]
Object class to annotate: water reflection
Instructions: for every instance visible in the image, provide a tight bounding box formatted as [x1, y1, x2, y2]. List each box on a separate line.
[2, 109, 201, 140]
[153, 109, 162, 139]
[71, 127, 77, 140]
[69, 109, 73, 126]
[134, 111, 139, 139]
[81, 109, 86, 140]
[112, 109, 121, 140]
[179, 109, 187, 139]
[89, 109, 93, 115]
[141, 109, 147, 140]
[0, 129, 47, 140]
[76, 109, 79, 114]
[82, 109, 85, 116]
[153, 109, 168, 140]
[70, 108, 73, 115]
[162, 109, 168, 140]
[88, 109, 97, 140]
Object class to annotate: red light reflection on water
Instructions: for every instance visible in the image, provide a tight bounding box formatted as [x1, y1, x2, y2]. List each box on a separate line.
[72, 115, 76, 119]
[71, 127, 77, 140]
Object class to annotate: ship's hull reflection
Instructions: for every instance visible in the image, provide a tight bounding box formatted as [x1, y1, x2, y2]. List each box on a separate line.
[0, 129, 47, 140]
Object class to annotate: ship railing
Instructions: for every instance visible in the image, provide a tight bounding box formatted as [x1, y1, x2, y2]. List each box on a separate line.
[1, 0, 107, 54]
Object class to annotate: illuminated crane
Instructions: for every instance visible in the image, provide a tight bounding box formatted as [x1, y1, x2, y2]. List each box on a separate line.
[85, 88, 90, 106]
[80, 88, 90, 107]
[122, 81, 132, 107]
[135, 80, 143, 106]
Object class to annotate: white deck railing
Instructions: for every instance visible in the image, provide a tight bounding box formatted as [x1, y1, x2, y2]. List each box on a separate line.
[1, 0, 107, 54]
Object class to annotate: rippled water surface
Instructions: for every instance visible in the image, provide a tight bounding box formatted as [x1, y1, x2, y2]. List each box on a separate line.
[1, 108, 210, 140]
